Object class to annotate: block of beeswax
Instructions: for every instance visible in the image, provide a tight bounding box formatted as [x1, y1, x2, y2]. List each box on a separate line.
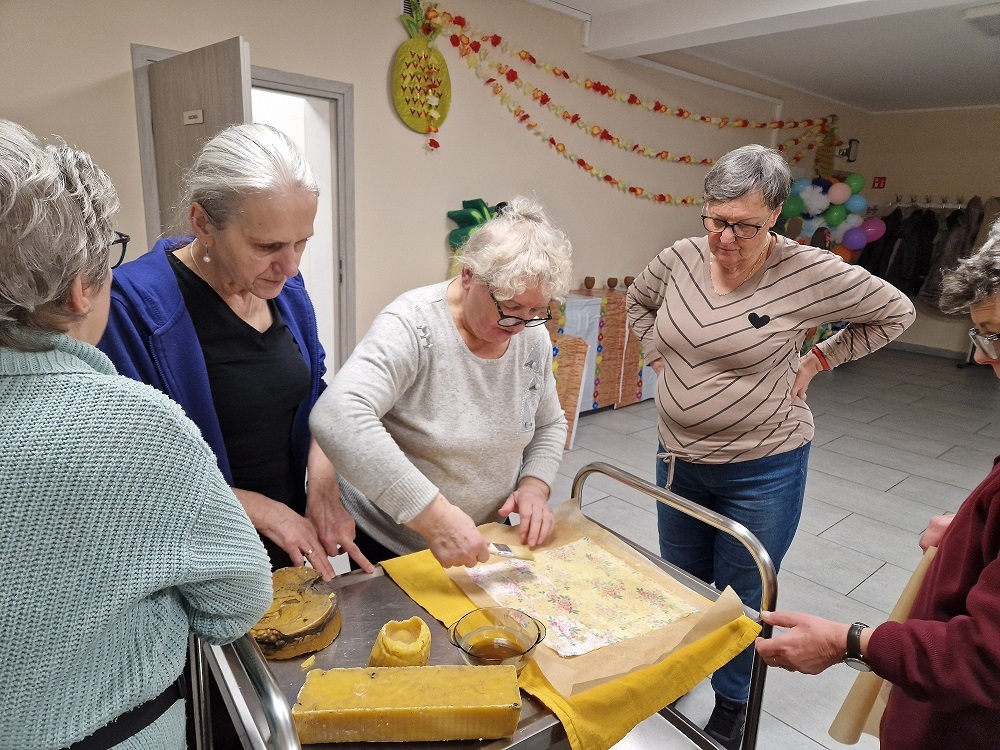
[292, 665, 521, 743]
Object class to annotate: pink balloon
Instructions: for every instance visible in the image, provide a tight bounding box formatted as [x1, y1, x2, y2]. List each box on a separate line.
[862, 218, 887, 242]
[843, 227, 868, 251]
[827, 182, 852, 205]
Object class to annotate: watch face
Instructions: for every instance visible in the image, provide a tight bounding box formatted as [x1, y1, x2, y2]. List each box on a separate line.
[844, 657, 872, 672]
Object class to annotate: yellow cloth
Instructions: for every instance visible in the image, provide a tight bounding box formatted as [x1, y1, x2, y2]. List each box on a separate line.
[382, 550, 761, 750]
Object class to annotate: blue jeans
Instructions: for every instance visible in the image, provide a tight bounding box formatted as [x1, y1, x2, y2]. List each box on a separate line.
[655, 442, 810, 704]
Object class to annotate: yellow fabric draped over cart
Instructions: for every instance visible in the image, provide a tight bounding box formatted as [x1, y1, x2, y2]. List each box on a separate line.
[382, 550, 760, 750]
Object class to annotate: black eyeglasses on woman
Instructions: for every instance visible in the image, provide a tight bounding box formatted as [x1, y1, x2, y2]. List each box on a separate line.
[489, 289, 552, 328]
[110, 231, 129, 269]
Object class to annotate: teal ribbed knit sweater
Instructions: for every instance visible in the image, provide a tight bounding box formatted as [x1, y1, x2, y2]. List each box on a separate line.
[0, 334, 273, 749]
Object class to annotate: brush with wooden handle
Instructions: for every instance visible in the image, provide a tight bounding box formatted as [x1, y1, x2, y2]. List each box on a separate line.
[487, 542, 535, 561]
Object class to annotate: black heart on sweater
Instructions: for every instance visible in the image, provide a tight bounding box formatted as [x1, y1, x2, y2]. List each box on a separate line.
[748, 312, 770, 328]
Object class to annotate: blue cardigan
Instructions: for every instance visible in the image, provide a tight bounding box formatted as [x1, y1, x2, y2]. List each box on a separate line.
[98, 237, 327, 488]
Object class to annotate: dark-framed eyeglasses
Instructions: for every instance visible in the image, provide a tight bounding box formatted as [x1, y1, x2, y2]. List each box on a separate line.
[489, 289, 552, 328]
[110, 231, 130, 269]
[969, 327, 1000, 360]
[702, 215, 766, 240]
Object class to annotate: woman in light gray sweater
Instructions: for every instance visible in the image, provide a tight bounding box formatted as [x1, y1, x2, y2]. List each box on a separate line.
[311, 197, 571, 568]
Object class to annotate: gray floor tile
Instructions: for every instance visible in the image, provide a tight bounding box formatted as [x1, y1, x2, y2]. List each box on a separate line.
[547, 470, 608, 508]
[849, 562, 912, 613]
[573, 422, 658, 473]
[629, 424, 660, 445]
[581, 496, 660, 554]
[937, 444, 997, 472]
[775, 569, 890, 628]
[819, 515, 924, 571]
[820, 435, 982, 490]
[781, 530, 884, 594]
[812, 413, 954, 458]
[805, 470, 949, 533]
[584, 473, 661, 514]
[811, 425, 845, 447]
[583, 407, 657, 436]
[888, 475, 971, 513]
[798, 495, 852, 536]
[762, 666, 880, 750]
[806, 446, 909, 491]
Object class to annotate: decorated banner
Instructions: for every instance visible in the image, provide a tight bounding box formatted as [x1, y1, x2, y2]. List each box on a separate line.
[403, 5, 840, 203]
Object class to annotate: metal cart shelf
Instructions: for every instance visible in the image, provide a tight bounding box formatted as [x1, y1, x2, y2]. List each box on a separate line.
[203, 461, 776, 750]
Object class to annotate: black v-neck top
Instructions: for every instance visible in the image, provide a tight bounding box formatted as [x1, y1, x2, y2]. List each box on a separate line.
[168, 253, 310, 512]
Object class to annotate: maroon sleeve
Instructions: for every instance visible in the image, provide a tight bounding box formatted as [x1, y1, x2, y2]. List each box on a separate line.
[866, 465, 1000, 711]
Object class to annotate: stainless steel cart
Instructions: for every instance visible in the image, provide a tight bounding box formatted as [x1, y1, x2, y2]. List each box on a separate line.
[201, 461, 776, 750]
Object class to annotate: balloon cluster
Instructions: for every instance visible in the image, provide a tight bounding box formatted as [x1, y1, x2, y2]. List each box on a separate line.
[780, 173, 886, 262]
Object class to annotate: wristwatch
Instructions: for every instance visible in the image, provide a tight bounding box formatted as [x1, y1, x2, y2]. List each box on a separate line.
[844, 622, 871, 672]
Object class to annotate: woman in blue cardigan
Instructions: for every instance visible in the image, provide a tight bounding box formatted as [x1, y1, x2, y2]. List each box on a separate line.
[100, 123, 373, 578]
[0, 121, 272, 748]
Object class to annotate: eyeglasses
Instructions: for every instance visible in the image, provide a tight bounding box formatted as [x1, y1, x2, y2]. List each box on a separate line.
[969, 327, 1000, 360]
[489, 289, 551, 328]
[110, 231, 130, 269]
[702, 215, 766, 239]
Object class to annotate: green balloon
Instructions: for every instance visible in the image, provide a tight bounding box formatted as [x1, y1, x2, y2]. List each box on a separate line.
[781, 194, 805, 218]
[824, 204, 848, 227]
[845, 173, 865, 194]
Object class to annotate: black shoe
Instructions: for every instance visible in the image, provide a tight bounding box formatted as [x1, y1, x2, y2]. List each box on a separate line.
[704, 695, 747, 750]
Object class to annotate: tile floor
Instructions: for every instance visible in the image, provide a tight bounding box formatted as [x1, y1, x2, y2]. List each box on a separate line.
[549, 345, 1000, 749]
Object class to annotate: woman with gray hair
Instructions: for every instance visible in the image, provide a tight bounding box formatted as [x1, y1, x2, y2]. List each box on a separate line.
[0, 121, 271, 747]
[755, 216, 1000, 749]
[627, 144, 915, 748]
[310, 196, 571, 568]
[100, 123, 374, 578]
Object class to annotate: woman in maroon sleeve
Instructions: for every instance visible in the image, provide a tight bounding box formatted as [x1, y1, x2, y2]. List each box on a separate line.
[756, 217, 1000, 750]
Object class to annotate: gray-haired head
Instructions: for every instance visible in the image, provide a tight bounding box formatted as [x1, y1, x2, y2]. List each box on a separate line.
[940, 218, 1000, 314]
[177, 123, 319, 231]
[0, 120, 118, 351]
[703, 144, 791, 210]
[454, 196, 573, 301]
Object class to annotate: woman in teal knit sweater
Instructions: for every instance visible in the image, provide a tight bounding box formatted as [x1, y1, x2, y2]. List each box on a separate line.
[0, 122, 273, 748]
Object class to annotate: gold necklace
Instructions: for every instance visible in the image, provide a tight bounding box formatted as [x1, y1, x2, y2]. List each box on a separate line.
[711, 234, 771, 295]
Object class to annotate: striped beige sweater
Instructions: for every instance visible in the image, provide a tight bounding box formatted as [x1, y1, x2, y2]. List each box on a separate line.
[627, 234, 915, 464]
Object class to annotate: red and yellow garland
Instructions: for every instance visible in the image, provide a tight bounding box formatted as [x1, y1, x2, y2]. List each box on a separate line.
[419, 7, 834, 205]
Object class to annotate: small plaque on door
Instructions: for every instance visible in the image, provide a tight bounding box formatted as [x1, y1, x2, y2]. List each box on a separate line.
[183, 109, 204, 125]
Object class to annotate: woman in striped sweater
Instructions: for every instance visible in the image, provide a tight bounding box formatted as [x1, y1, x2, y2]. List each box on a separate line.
[626, 144, 915, 749]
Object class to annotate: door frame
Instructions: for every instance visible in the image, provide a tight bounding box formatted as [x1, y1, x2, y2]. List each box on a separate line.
[131, 43, 356, 363]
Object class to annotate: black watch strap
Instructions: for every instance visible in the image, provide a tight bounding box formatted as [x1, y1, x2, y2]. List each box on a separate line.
[844, 621, 871, 671]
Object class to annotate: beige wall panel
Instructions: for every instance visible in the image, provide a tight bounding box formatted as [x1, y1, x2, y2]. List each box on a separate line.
[3, 0, 996, 354]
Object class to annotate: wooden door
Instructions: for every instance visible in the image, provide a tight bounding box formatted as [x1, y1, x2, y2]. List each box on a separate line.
[147, 37, 250, 234]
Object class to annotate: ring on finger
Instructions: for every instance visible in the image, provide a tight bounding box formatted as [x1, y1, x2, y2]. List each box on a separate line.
[304, 549, 315, 557]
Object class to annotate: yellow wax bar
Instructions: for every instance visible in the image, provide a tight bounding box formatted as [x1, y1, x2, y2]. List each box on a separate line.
[292, 665, 522, 744]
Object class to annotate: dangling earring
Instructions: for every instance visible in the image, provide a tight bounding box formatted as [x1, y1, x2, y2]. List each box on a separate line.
[202, 246, 211, 263]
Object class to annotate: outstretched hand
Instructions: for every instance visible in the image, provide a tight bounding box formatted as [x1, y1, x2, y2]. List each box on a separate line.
[754, 610, 852, 675]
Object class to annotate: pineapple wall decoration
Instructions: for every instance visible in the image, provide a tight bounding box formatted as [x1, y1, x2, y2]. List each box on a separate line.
[392, 1, 451, 146]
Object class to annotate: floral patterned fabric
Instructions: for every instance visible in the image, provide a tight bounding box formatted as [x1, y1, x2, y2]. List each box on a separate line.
[466, 538, 698, 656]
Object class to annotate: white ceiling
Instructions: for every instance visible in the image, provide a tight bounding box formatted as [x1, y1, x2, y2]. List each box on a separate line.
[525, 0, 1000, 112]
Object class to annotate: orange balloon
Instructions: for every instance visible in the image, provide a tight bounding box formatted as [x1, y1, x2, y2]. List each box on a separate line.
[832, 244, 852, 263]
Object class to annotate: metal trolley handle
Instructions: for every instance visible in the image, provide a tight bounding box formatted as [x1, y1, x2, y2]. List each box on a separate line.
[571, 461, 778, 750]
[232, 635, 302, 750]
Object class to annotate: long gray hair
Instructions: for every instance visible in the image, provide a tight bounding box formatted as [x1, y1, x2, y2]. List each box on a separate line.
[177, 123, 318, 231]
[0, 120, 118, 351]
[940, 218, 1000, 314]
[454, 196, 572, 301]
[703, 144, 791, 210]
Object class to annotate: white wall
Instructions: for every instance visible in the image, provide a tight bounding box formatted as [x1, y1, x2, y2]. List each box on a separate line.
[3, 0, 996, 355]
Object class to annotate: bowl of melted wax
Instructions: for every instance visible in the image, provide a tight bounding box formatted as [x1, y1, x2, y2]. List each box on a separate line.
[448, 606, 546, 675]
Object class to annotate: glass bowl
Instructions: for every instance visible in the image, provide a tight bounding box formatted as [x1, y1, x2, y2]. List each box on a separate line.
[448, 606, 546, 675]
